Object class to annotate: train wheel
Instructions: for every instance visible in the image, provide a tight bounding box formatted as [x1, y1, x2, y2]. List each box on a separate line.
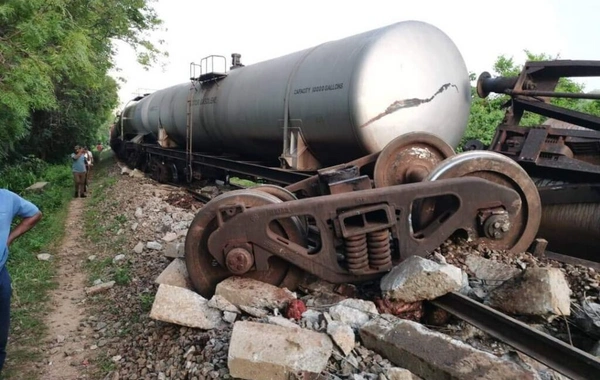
[250, 184, 298, 202]
[373, 132, 455, 188]
[416, 151, 541, 253]
[250, 184, 308, 232]
[185, 189, 306, 298]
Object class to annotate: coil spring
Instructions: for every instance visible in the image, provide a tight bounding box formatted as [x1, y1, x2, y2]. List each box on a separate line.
[345, 234, 368, 272]
[367, 229, 392, 270]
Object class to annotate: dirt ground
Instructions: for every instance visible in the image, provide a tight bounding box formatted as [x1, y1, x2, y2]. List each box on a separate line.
[38, 197, 96, 379]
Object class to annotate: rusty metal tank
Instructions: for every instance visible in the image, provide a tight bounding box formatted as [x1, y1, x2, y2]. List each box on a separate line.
[119, 20, 471, 167]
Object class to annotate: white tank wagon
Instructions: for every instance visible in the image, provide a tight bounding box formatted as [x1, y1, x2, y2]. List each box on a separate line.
[112, 20, 471, 171]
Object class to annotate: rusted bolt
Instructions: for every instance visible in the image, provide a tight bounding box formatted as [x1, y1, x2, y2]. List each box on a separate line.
[225, 247, 254, 275]
[483, 213, 511, 240]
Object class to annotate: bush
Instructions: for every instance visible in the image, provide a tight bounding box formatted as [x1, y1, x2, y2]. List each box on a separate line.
[0, 157, 72, 213]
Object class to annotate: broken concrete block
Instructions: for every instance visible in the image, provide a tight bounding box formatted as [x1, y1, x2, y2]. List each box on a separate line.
[268, 316, 300, 329]
[85, 281, 115, 295]
[384, 367, 422, 380]
[301, 309, 322, 325]
[228, 321, 333, 380]
[327, 321, 355, 356]
[329, 299, 379, 330]
[25, 182, 49, 192]
[207, 294, 241, 314]
[154, 258, 192, 290]
[162, 232, 177, 242]
[487, 268, 571, 316]
[164, 242, 185, 259]
[133, 242, 144, 254]
[146, 241, 162, 250]
[223, 311, 237, 324]
[359, 315, 538, 380]
[465, 255, 521, 284]
[149, 284, 221, 330]
[215, 276, 296, 310]
[380, 256, 463, 302]
[239, 305, 268, 318]
[129, 168, 145, 178]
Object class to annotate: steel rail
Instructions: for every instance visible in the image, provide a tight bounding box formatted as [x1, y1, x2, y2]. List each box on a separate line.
[544, 250, 600, 272]
[432, 292, 600, 380]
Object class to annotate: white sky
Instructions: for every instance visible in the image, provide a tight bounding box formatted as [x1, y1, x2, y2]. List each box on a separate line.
[110, 0, 600, 109]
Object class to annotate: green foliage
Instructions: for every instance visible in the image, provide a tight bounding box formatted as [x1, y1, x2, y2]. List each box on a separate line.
[464, 51, 600, 146]
[113, 265, 131, 285]
[1, 161, 72, 378]
[0, 0, 165, 162]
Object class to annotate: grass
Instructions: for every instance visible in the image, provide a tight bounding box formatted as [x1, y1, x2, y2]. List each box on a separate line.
[230, 177, 258, 187]
[82, 154, 125, 287]
[1, 162, 73, 379]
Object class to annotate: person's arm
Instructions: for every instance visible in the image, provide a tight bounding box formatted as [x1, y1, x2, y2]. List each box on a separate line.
[7, 213, 42, 246]
[72, 150, 83, 160]
[7, 192, 42, 246]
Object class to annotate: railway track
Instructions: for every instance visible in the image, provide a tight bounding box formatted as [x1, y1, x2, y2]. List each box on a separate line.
[432, 293, 600, 380]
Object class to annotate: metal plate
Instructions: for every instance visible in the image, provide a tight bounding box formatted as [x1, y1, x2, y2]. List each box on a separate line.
[374, 132, 455, 188]
[184, 189, 305, 298]
[421, 151, 542, 253]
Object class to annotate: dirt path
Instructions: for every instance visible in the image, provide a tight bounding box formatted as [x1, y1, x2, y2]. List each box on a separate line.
[39, 197, 95, 380]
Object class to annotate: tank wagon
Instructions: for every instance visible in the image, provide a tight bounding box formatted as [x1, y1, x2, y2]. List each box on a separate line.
[108, 24, 600, 379]
[111, 20, 471, 182]
[112, 19, 600, 300]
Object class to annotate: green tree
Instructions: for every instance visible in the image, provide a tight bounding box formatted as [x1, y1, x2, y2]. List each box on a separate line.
[0, 0, 166, 162]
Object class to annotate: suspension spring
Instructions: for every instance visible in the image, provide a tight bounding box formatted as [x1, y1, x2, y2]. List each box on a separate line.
[367, 229, 392, 270]
[345, 234, 368, 273]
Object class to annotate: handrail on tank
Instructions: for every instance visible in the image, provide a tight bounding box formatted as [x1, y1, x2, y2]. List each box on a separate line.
[200, 55, 227, 75]
[190, 62, 202, 81]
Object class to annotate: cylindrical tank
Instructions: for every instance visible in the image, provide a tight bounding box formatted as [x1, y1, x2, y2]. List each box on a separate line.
[119, 20, 471, 167]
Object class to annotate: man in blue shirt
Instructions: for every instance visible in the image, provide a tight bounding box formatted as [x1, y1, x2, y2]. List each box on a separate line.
[0, 189, 42, 373]
[71, 145, 87, 198]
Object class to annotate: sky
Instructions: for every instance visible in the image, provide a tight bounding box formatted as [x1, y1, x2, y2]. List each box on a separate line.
[109, 0, 600, 109]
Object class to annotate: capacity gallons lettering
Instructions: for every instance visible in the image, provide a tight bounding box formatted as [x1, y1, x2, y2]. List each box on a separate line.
[293, 83, 344, 95]
[200, 96, 217, 105]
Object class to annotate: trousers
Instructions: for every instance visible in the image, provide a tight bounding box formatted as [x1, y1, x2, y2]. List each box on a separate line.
[73, 172, 86, 197]
[0, 266, 11, 373]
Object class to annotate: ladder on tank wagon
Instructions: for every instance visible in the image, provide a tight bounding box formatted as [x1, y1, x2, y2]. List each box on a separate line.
[186, 57, 229, 183]
[186, 62, 202, 183]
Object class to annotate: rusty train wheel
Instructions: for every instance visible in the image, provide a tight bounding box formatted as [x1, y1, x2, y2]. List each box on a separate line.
[250, 184, 298, 202]
[185, 189, 306, 298]
[419, 151, 541, 253]
[373, 132, 455, 188]
[250, 184, 309, 231]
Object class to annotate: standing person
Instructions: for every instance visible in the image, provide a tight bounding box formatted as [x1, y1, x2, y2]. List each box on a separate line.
[0, 189, 42, 374]
[96, 141, 103, 154]
[83, 147, 94, 193]
[71, 145, 87, 198]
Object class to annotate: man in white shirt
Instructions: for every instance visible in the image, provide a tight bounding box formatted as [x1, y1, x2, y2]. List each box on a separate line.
[84, 147, 93, 193]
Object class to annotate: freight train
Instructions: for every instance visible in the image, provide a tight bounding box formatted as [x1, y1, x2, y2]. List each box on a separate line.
[110, 20, 470, 181]
[111, 20, 600, 298]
